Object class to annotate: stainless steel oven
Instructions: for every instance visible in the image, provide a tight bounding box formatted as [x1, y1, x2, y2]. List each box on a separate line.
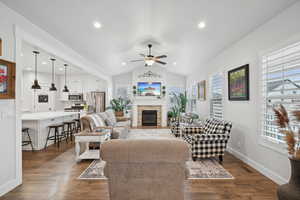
[68, 94, 83, 101]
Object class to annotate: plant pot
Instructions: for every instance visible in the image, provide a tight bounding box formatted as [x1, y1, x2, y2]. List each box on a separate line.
[277, 158, 300, 200]
[115, 111, 124, 117]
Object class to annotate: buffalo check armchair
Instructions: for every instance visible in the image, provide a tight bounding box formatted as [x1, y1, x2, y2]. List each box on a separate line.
[182, 118, 232, 162]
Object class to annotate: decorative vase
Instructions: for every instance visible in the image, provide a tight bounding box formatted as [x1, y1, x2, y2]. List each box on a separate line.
[115, 111, 124, 117]
[277, 158, 300, 200]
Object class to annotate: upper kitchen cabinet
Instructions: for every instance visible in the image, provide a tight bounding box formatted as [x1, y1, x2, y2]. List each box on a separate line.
[68, 79, 83, 93]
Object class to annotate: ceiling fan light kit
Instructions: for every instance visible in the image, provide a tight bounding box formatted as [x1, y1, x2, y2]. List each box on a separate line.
[130, 44, 167, 67]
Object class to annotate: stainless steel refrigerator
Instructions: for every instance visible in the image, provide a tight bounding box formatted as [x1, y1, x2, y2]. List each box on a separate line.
[86, 92, 106, 113]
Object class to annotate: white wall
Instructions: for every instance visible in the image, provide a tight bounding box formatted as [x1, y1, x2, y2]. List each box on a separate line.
[112, 72, 132, 98]
[112, 67, 186, 103]
[0, 3, 19, 196]
[0, 2, 110, 196]
[187, 2, 300, 184]
[112, 66, 186, 127]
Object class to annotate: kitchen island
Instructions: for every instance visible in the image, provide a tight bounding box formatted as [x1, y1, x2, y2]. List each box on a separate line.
[22, 111, 85, 150]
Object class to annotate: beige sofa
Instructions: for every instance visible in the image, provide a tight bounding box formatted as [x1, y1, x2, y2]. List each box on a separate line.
[100, 139, 190, 200]
[81, 110, 130, 139]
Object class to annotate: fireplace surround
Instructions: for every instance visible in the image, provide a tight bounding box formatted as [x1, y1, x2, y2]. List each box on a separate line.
[137, 105, 162, 127]
[142, 110, 157, 126]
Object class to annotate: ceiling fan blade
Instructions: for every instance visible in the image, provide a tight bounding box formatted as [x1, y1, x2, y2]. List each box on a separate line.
[139, 53, 146, 57]
[130, 59, 144, 62]
[155, 55, 167, 59]
[155, 60, 167, 65]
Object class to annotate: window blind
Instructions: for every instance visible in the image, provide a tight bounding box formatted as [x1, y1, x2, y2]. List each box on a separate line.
[262, 41, 300, 142]
[210, 73, 224, 120]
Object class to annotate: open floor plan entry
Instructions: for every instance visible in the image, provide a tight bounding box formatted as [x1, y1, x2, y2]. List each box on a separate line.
[0, 0, 300, 200]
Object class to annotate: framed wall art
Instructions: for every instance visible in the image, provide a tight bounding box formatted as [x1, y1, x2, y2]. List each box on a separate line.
[0, 38, 2, 56]
[0, 59, 16, 99]
[198, 80, 206, 101]
[228, 64, 249, 101]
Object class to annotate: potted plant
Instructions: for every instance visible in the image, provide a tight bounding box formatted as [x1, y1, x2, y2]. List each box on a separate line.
[107, 97, 131, 117]
[274, 105, 300, 200]
[171, 92, 188, 113]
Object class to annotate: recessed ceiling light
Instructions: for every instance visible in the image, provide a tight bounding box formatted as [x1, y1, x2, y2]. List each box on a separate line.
[121, 62, 127, 66]
[59, 68, 64, 71]
[25, 67, 32, 71]
[93, 21, 102, 29]
[20, 53, 24, 57]
[173, 62, 177, 66]
[42, 61, 47, 65]
[198, 21, 206, 29]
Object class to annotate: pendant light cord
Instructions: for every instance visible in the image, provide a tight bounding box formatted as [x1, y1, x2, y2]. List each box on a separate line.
[64, 64, 67, 86]
[34, 52, 38, 80]
[51, 58, 55, 83]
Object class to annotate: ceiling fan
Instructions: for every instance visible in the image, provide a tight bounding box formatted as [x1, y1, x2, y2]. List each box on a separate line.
[130, 44, 167, 66]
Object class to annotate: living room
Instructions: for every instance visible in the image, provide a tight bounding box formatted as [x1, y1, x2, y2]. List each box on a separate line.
[1, 0, 300, 200]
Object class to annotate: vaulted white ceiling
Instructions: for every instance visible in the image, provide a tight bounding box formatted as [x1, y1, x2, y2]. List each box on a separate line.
[1, 0, 297, 76]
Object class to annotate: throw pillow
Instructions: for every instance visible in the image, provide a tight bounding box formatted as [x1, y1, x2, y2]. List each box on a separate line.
[106, 109, 117, 124]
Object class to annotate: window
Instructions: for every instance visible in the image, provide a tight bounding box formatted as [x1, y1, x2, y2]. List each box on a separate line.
[262, 41, 300, 142]
[210, 73, 224, 120]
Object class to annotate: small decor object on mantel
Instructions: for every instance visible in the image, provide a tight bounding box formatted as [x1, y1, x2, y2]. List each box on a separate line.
[132, 85, 137, 96]
[274, 105, 300, 200]
[228, 64, 249, 101]
[198, 80, 206, 101]
[162, 86, 166, 96]
[0, 59, 15, 99]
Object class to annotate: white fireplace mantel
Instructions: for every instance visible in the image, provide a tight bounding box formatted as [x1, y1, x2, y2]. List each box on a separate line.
[132, 98, 167, 127]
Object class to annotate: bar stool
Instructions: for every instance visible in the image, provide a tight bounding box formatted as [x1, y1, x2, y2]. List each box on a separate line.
[22, 128, 34, 151]
[44, 124, 65, 149]
[73, 119, 81, 133]
[63, 121, 76, 141]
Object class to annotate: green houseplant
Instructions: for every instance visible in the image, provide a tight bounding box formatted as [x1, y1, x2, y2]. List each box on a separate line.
[107, 97, 131, 117]
[168, 92, 188, 123]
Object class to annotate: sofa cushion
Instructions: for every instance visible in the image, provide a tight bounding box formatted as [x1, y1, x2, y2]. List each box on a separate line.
[87, 114, 106, 130]
[203, 118, 232, 135]
[97, 112, 109, 124]
[203, 119, 227, 135]
[116, 120, 130, 127]
[105, 110, 117, 126]
[111, 127, 127, 139]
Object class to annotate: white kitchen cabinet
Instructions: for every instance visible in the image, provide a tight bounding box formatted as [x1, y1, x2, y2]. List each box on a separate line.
[69, 80, 83, 93]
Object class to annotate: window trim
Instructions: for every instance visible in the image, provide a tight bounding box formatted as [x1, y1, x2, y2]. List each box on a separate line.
[210, 72, 224, 120]
[259, 38, 300, 154]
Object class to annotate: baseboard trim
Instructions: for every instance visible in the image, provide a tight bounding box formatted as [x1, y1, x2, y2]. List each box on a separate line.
[0, 179, 20, 197]
[227, 147, 288, 185]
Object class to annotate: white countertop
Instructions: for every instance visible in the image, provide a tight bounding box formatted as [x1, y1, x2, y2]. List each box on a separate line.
[22, 111, 83, 121]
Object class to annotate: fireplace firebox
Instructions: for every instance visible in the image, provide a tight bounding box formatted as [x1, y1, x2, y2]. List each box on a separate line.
[142, 110, 157, 126]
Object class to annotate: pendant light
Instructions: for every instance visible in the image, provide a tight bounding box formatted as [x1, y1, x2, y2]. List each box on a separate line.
[62, 64, 69, 92]
[49, 58, 57, 91]
[31, 51, 41, 89]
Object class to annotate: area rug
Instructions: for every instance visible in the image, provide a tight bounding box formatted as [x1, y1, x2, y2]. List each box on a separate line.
[128, 128, 174, 139]
[78, 159, 234, 180]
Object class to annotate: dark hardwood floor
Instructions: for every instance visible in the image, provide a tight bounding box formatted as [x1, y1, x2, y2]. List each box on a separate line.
[1, 141, 278, 200]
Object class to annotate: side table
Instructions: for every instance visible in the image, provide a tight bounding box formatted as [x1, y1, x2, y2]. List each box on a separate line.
[74, 130, 111, 162]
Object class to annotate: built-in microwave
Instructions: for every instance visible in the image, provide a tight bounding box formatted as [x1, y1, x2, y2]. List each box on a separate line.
[68, 94, 83, 101]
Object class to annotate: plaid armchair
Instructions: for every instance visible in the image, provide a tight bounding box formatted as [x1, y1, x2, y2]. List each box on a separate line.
[182, 118, 232, 162]
[169, 118, 181, 137]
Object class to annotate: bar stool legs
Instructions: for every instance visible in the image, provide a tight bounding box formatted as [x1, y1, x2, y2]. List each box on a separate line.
[44, 124, 64, 149]
[64, 121, 76, 142]
[22, 128, 34, 151]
